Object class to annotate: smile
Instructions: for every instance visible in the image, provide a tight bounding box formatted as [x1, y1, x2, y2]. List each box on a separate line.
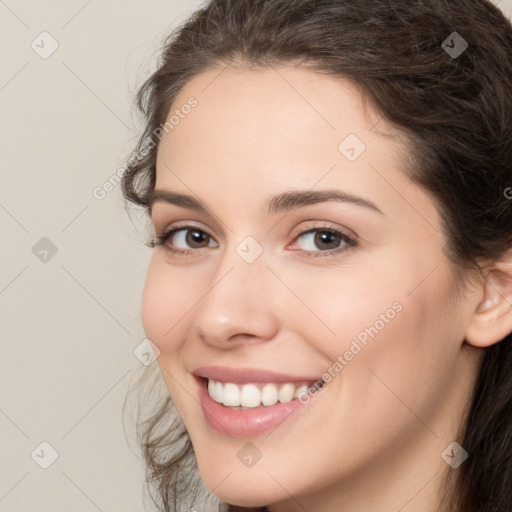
[207, 379, 316, 408]
[193, 366, 326, 436]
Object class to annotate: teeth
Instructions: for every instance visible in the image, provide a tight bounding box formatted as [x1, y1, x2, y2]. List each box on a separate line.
[261, 383, 278, 406]
[278, 383, 295, 403]
[223, 383, 240, 406]
[294, 385, 308, 398]
[206, 379, 320, 408]
[240, 384, 261, 407]
[208, 379, 224, 403]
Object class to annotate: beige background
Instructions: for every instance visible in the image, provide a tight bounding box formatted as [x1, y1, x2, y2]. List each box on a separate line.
[1, 1, 511, 511]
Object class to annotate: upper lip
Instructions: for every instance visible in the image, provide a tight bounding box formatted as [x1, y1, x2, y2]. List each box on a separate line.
[193, 365, 322, 384]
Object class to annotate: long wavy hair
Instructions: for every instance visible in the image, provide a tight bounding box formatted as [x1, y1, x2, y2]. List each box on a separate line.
[121, 1, 512, 510]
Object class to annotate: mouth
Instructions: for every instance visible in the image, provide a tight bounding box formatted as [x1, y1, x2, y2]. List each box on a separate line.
[192, 366, 326, 436]
[203, 377, 322, 409]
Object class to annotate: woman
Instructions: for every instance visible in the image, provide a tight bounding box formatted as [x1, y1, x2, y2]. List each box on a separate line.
[121, 0, 512, 510]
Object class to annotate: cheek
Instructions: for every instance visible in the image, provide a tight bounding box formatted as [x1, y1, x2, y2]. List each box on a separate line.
[294, 260, 454, 410]
[140, 258, 189, 352]
[333, 271, 458, 434]
[284, 263, 405, 361]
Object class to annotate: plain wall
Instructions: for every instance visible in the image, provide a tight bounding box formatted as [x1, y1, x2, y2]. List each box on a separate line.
[1, 1, 511, 511]
[0, 2, 204, 511]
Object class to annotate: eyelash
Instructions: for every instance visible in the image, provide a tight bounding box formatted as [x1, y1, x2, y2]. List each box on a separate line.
[148, 223, 358, 258]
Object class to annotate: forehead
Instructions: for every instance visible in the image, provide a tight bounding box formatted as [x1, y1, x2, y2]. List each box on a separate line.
[152, 65, 431, 228]
[157, 65, 408, 176]
[162, 65, 383, 151]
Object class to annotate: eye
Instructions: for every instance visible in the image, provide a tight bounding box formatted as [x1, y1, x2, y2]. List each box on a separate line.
[171, 228, 216, 249]
[290, 226, 357, 257]
[150, 226, 218, 254]
[149, 223, 357, 258]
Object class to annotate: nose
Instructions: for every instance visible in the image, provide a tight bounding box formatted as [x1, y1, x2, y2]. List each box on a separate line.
[193, 255, 281, 349]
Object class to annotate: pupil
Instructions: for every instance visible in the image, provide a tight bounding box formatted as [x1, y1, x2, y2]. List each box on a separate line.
[316, 231, 339, 250]
[188, 230, 207, 247]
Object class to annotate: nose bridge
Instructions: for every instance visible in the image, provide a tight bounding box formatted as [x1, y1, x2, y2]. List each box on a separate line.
[193, 244, 280, 346]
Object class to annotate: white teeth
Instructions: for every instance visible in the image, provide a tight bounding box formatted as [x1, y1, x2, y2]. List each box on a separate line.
[208, 378, 215, 398]
[223, 383, 240, 406]
[278, 383, 295, 403]
[240, 384, 261, 408]
[261, 383, 278, 406]
[206, 379, 319, 407]
[294, 385, 308, 399]
[212, 380, 223, 403]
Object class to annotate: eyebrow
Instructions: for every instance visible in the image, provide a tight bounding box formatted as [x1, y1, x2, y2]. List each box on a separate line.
[147, 189, 384, 216]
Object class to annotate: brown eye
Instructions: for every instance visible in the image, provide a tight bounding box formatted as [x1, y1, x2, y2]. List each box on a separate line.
[155, 226, 218, 253]
[184, 229, 211, 248]
[314, 230, 343, 250]
[295, 228, 354, 254]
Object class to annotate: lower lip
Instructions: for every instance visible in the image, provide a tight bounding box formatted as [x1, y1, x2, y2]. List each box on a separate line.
[195, 377, 322, 437]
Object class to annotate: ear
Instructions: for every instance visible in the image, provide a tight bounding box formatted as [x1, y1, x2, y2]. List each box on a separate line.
[465, 248, 512, 348]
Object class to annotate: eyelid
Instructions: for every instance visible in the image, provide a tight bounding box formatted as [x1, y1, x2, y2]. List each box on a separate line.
[288, 220, 357, 243]
[158, 221, 216, 241]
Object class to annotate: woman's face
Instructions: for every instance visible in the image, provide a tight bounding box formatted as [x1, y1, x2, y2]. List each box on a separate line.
[142, 65, 481, 510]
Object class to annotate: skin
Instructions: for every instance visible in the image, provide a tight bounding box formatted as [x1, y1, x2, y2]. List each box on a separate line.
[141, 64, 511, 512]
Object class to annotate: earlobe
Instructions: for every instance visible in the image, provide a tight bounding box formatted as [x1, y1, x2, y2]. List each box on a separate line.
[465, 249, 512, 348]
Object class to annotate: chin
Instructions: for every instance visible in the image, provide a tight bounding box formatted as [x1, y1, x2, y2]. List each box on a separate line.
[197, 461, 287, 508]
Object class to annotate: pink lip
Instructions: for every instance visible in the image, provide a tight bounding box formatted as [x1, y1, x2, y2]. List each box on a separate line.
[192, 367, 326, 437]
[193, 365, 321, 384]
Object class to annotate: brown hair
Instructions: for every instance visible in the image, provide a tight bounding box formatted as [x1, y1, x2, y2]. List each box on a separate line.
[121, 1, 512, 510]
